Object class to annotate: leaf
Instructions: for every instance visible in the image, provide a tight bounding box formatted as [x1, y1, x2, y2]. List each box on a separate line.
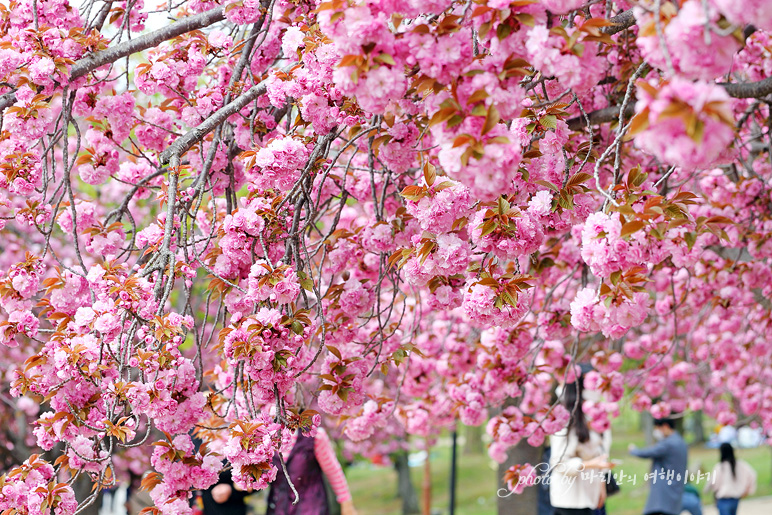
[326, 345, 342, 360]
[567, 172, 592, 188]
[434, 181, 455, 191]
[400, 185, 426, 201]
[447, 114, 465, 129]
[470, 104, 487, 116]
[423, 163, 436, 187]
[298, 271, 314, 291]
[452, 134, 476, 148]
[482, 105, 500, 136]
[534, 180, 559, 192]
[479, 219, 498, 237]
[387, 249, 407, 269]
[338, 54, 361, 68]
[500, 290, 519, 307]
[688, 119, 705, 144]
[632, 170, 649, 188]
[624, 109, 650, 141]
[140, 472, 162, 492]
[539, 114, 557, 130]
[374, 53, 396, 66]
[557, 191, 574, 210]
[581, 18, 615, 28]
[704, 216, 733, 226]
[429, 107, 457, 128]
[684, 232, 696, 251]
[467, 89, 489, 104]
[620, 220, 645, 238]
[516, 13, 535, 27]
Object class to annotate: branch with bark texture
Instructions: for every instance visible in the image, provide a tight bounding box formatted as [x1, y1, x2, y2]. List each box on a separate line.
[603, 9, 635, 36]
[568, 104, 635, 131]
[159, 78, 270, 165]
[0, 7, 226, 111]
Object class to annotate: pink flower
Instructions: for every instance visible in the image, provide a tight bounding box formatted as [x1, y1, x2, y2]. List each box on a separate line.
[636, 1, 740, 81]
[633, 78, 735, 170]
[712, 0, 772, 31]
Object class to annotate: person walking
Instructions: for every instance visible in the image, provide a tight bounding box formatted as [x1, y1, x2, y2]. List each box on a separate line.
[704, 443, 757, 515]
[681, 482, 702, 515]
[266, 426, 356, 515]
[549, 373, 613, 515]
[628, 417, 688, 515]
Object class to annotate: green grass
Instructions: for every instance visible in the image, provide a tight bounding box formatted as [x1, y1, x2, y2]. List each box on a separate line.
[341, 411, 772, 515]
[345, 444, 499, 515]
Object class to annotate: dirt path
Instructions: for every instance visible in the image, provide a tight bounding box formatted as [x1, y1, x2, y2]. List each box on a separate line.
[700, 496, 772, 515]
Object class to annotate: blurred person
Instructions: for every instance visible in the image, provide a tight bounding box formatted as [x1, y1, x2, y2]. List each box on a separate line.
[681, 483, 702, 515]
[125, 472, 153, 515]
[201, 470, 249, 515]
[266, 426, 356, 515]
[628, 418, 688, 515]
[549, 372, 614, 515]
[704, 443, 756, 515]
[538, 445, 554, 515]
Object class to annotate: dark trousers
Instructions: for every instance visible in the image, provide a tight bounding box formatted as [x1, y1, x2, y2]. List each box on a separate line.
[716, 498, 740, 515]
[554, 509, 593, 515]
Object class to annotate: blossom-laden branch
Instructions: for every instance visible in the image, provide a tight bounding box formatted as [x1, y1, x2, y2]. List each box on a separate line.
[1, 0, 772, 513]
[0, 7, 226, 111]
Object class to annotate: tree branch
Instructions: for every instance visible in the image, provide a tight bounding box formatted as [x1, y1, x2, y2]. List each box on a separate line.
[159, 78, 270, 165]
[721, 76, 772, 99]
[72, 7, 225, 80]
[568, 104, 635, 131]
[603, 9, 635, 36]
[0, 7, 225, 111]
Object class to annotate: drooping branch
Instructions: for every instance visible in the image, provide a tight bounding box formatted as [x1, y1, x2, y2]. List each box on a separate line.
[0, 6, 226, 111]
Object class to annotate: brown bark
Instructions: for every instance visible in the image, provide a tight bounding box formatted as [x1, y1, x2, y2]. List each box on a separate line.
[497, 438, 542, 515]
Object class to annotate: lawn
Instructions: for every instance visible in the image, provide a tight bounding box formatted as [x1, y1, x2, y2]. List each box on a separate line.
[340, 409, 772, 515]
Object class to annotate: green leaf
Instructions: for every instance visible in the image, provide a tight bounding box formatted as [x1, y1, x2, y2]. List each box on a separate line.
[479, 219, 498, 237]
[539, 114, 557, 129]
[684, 232, 696, 251]
[374, 53, 396, 66]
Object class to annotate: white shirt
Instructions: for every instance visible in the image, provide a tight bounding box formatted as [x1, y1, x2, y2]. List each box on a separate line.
[705, 460, 757, 500]
[549, 427, 611, 509]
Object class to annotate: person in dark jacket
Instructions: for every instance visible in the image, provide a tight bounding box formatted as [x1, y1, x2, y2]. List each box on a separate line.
[628, 418, 688, 515]
[201, 470, 249, 515]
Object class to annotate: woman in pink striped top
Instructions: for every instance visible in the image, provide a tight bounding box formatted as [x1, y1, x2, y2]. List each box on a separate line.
[265, 426, 356, 515]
